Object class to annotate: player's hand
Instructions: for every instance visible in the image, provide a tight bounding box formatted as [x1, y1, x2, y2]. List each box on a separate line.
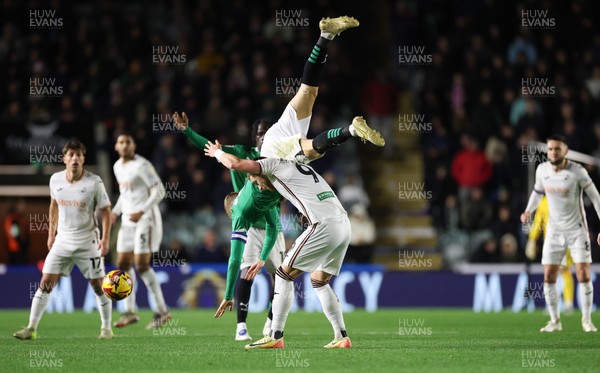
[47, 235, 55, 251]
[99, 238, 110, 256]
[245, 260, 265, 280]
[214, 299, 234, 318]
[204, 140, 222, 158]
[173, 111, 189, 130]
[129, 211, 144, 222]
[520, 211, 531, 224]
[597, 233, 600, 246]
[525, 240, 537, 261]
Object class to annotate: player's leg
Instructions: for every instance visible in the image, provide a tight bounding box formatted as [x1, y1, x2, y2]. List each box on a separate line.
[311, 271, 351, 348]
[114, 226, 140, 327]
[313, 216, 352, 348]
[89, 275, 113, 339]
[13, 272, 60, 339]
[290, 16, 360, 120]
[539, 232, 566, 332]
[560, 252, 574, 314]
[574, 262, 596, 331]
[261, 232, 286, 336]
[541, 264, 561, 331]
[568, 230, 596, 331]
[74, 245, 112, 339]
[244, 264, 303, 349]
[300, 116, 386, 160]
[135, 253, 171, 329]
[134, 222, 171, 329]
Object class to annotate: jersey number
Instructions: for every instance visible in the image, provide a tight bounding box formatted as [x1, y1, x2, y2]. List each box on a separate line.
[89, 257, 101, 269]
[295, 164, 319, 183]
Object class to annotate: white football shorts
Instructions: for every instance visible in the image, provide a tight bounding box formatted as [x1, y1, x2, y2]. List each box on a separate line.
[261, 104, 312, 163]
[241, 228, 286, 274]
[542, 227, 592, 265]
[283, 215, 350, 276]
[43, 235, 105, 279]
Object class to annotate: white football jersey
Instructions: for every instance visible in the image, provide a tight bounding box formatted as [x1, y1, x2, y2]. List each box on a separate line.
[257, 158, 346, 224]
[533, 160, 593, 232]
[50, 170, 111, 244]
[113, 154, 163, 227]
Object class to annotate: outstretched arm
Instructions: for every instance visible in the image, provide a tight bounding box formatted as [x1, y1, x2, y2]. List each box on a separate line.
[583, 183, 600, 245]
[205, 141, 261, 174]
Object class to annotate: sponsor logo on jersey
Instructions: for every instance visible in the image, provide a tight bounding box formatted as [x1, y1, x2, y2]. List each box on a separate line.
[316, 191, 334, 201]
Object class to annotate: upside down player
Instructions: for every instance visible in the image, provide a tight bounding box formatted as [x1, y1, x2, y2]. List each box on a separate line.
[521, 135, 600, 332]
[14, 140, 113, 340]
[112, 134, 172, 329]
[174, 15, 383, 340]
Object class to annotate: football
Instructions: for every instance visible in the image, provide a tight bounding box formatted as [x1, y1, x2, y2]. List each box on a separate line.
[102, 270, 133, 301]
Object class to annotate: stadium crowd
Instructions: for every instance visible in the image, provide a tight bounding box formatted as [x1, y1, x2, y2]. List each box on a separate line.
[3, 0, 600, 266]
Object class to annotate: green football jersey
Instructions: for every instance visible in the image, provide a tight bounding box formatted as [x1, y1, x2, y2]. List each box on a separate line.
[182, 126, 259, 192]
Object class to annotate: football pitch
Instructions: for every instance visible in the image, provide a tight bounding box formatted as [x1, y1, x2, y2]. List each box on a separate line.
[1, 309, 599, 372]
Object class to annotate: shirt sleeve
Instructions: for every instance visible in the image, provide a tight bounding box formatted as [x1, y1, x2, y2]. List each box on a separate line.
[138, 162, 165, 212]
[95, 177, 112, 209]
[182, 126, 209, 149]
[257, 158, 279, 176]
[577, 164, 594, 188]
[259, 208, 279, 261]
[533, 165, 545, 194]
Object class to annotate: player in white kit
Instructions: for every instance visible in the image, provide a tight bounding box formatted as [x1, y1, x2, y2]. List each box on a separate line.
[521, 135, 600, 332]
[112, 134, 171, 329]
[13, 140, 114, 340]
[205, 143, 353, 349]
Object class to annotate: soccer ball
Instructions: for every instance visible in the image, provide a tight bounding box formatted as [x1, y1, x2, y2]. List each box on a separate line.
[102, 270, 133, 301]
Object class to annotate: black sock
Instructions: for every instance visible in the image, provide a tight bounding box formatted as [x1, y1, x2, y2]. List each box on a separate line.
[236, 278, 253, 323]
[302, 40, 329, 86]
[267, 276, 275, 320]
[341, 330, 348, 338]
[312, 126, 352, 154]
[272, 330, 284, 339]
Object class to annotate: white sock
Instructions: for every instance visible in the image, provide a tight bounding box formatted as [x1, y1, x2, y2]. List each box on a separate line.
[95, 293, 112, 330]
[579, 281, 594, 322]
[321, 32, 335, 40]
[271, 278, 294, 336]
[349, 124, 357, 136]
[124, 269, 137, 313]
[140, 268, 168, 314]
[314, 285, 347, 339]
[544, 282, 560, 323]
[28, 289, 51, 330]
[237, 322, 247, 330]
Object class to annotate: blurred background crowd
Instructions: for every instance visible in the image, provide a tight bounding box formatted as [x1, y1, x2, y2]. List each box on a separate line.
[2, 0, 600, 267]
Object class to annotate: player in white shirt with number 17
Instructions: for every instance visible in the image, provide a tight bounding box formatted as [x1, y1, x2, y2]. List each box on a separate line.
[521, 135, 600, 333]
[13, 140, 113, 340]
[112, 134, 171, 329]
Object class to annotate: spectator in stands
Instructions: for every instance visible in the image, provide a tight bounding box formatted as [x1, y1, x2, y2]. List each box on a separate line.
[459, 187, 493, 232]
[2, 200, 29, 264]
[470, 238, 499, 263]
[346, 204, 376, 263]
[451, 134, 493, 202]
[337, 175, 370, 211]
[194, 229, 227, 263]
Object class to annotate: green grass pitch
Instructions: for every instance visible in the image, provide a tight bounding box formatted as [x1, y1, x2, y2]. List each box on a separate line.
[1, 308, 599, 372]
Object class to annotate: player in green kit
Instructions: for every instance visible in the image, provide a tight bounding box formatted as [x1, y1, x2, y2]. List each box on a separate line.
[173, 112, 282, 340]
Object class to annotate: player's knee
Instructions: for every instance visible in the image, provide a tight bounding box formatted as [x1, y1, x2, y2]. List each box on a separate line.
[117, 261, 132, 271]
[90, 280, 103, 296]
[275, 266, 295, 282]
[135, 263, 150, 273]
[310, 278, 329, 288]
[39, 281, 56, 294]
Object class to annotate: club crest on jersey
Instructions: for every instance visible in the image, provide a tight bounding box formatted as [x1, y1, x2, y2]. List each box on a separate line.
[80, 187, 87, 194]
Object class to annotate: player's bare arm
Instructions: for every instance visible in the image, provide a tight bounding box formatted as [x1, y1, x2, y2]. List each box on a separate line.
[47, 198, 58, 251]
[99, 206, 112, 256]
[204, 141, 261, 174]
